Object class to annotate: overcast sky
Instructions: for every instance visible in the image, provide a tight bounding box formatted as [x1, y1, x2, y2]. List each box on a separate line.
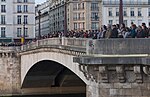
[35, 0, 46, 4]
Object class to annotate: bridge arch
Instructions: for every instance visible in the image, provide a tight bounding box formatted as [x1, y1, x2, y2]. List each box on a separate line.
[20, 50, 89, 94]
[22, 59, 86, 88]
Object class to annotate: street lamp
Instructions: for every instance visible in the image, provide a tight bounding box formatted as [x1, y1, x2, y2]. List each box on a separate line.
[64, 2, 67, 37]
[21, 22, 25, 44]
[119, 0, 123, 25]
[38, 10, 41, 39]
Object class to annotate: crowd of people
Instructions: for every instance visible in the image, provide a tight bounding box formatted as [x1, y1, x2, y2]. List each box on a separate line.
[41, 22, 150, 39]
[1, 22, 150, 47]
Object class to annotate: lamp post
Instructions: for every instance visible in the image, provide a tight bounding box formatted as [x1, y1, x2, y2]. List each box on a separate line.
[64, 2, 67, 37]
[38, 10, 41, 39]
[23, 22, 25, 41]
[21, 22, 25, 44]
[119, 0, 123, 25]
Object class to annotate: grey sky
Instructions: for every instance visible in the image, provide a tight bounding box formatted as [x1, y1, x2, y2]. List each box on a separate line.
[35, 0, 46, 4]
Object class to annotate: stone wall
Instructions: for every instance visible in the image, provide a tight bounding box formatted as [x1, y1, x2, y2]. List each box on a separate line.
[79, 64, 150, 97]
[98, 65, 150, 97]
[0, 47, 21, 96]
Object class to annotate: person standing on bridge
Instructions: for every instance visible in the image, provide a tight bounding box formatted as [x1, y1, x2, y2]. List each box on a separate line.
[105, 24, 112, 38]
[110, 25, 118, 38]
[142, 23, 149, 38]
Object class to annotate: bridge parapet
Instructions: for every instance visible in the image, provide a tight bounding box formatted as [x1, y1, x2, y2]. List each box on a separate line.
[21, 38, 87, 52]
[87, 38, 150, 55]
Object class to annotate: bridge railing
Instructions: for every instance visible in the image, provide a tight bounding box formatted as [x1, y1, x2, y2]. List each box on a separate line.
[21, 38, 87, 52]
[63, 38, 87, 47]
[0, 46, 21, 52]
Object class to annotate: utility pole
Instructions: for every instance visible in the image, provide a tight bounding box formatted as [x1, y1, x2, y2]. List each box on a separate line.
[119, 0, 123, 25]
[38, 10, 41, 39]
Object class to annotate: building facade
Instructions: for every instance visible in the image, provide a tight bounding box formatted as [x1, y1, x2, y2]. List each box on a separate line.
[102, 0, 150, 27]
[0, 0, 35, 42]
[49, 0, 102, 33]
[35, 0, 50, 38]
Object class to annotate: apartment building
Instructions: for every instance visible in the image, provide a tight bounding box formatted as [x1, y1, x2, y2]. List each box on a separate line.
[0, 0, 35, 42]
[102, 0, 150, 27]
[49, 0, 102, 32]
[35, 0, 50, 37]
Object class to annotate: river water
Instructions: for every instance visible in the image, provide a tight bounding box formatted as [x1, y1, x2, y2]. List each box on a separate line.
[12, 93, 86, 97]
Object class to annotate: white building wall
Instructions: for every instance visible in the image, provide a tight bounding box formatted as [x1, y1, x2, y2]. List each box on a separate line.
[0, 0, 14, 38]
[102, 0, 150, 27]
[0, 0, 35, 41]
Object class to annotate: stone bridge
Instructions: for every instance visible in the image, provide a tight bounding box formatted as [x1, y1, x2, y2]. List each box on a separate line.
[0, 38, 150, 97]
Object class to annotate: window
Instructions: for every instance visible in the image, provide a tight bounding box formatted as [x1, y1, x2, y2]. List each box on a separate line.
[138, 8, 142, 17]
[82, 3, 84, 9]
[108, 20, 113, 25]
[23, 5, 28, 12]
[17, 5, 22, 13]
[73, 13, 77, 20]
[17, 28, 22, 37]
[74, 23, 77, 30]
[24, 15, 28, 24]
[116, 8, 119, 16]
[124, 20, 127, 26]
[123, 8, 127, 16]
[78, 13, 81, 20]
[1, 15, 5, 24]
[130, 8, 134, 17]
[78, 22, 85, 30]
[1, 0, 6, 2]
[91, 22, 99, 30]
[1, 27, 6, 37]
[1, 5, 6, 13]
[17, 15, 21, 24]
[91, 12, 99, 21]
[17, 0, 22, 3]
[73, 3, 78, 10]
[24, 0, 27, 2]
[25, 28, 28, 37]
[81, 12, 85, 20]
[91, 3, 99, 11]
[108, 8, 113, 16]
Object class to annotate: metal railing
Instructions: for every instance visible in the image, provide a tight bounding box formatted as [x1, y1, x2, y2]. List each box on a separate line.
[103, 1, 150, 5]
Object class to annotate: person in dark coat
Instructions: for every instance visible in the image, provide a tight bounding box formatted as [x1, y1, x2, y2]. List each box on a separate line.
[110, 25, 118, 38]
[136, 26, 145, 38]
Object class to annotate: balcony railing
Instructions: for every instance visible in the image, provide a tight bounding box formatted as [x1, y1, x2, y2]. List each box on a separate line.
[73, 17, 85, 21]
[91, 7, 99, 11]
[91, 17, 99, 21]
[103, 1, 150, 5]
[73, 8, 85, 11]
